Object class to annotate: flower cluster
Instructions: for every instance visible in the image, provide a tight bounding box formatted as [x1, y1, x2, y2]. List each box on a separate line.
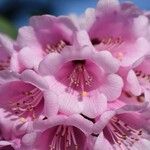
[0, 0, 150, 149]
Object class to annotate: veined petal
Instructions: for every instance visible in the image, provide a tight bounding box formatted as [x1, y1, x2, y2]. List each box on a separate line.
[33, 115, 67, 132]
[58, 90, 83, 115]
[92, 51, 120, 74]
[126, 70, 142, 96]
[43, 91, 59, 117]
[16, 26, 42, 49]
[21, 69, 49, 90]
[94, 132, 113, 150]
[38, 53, 64, 75]
[82, 93, 107, 118]
[93, 110, 116, 133]
[116, 102, 148, 114]
[21, 132, 37, 147]
[100, 74, 123, 101]
[18, 47, 43, 71]
[97, 0, 120, 12]
[66, 114, 93, 134]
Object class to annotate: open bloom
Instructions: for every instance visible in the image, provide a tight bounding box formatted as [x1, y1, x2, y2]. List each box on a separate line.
[71, 0, 150, 67]
[93, 103, 150, 150]
[11, 15, 78, 72]
[21, 114, 93, 150]
[0, 69, 59, 122]
[38, 30, 123, 118]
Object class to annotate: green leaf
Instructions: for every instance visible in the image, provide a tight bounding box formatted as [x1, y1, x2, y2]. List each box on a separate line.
[0, 16, 17, 39]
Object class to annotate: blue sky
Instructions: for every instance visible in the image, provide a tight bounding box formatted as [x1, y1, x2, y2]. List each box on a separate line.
[0, 0, 150, 28]
[51, 0, 150, 15]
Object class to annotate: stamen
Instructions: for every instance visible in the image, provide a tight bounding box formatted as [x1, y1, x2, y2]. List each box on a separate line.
[10, 88, 43, 119]
[91, 36, 123, 50]
[135, 70, 150, 83]
[124, 91, 145, 103]
[106, 116, 143, 149]
[49, 126, 78, 150]
[45, 40, 68, 54]
[68, 61, 92, 97]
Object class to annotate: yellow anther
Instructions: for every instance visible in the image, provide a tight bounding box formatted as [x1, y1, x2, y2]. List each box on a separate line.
[116, 52, 124, 61]
[81, 91, 88, 97]
[20, 117, 26, 123]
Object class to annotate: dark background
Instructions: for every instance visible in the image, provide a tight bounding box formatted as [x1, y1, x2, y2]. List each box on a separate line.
[0, 0, 150, 38]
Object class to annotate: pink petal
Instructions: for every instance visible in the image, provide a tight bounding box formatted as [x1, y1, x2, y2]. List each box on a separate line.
[16, 26, 42, 49]
[30, 15, 76, 38]
[97, 0, 120, 12]
[100, 74, 123, 101]
[43, 91, 59, 117]
[22, 132, 37, 147]
[0, 33, 14, 55]
[10, 52, 21, 72]
[0, 70, 20, 85]
[66, 114, 93, 134]
[126, 70, 142, 96]
[92, 51, 120, 74]
[93, 110, 115, 133]
[58, 90, 83, 115]
[34, 115, 67, 132]
[94, 132, 113, 150]
[21, 69, 49, 90]
[0, 108, 18, 139]
[74, 30, 93, 48]
[82, 93, 107, 118]
[133, 15, 149, 38]
[38, 53, 64, 75]
[133, 139, 150, 150]
[116, 102, 148, 114]
[121, 38, 149, 67]
[0, 141, 12, 146]
[18, 47, 43, 70]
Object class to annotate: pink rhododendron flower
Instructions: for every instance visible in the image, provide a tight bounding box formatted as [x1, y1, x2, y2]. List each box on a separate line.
[0, 0, 150, 149]
[93, 103, 150, 150]
[10, 15, 77, 72]
[0, 70, 59, 133]
[71, 0, 150, 67]
[21, 114, 93, 150]
[39, 30, 123, 118]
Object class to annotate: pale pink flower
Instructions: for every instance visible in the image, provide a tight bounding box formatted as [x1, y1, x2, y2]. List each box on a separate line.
[93, 103, 150, 150]
[11, 15, 78, 72]
[38, 30, 123, 118]
[0, 69, 58, 121]
[0, 34, 14, 71]
[71, 0, 150, 67]
[21, 114, 93, 150]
